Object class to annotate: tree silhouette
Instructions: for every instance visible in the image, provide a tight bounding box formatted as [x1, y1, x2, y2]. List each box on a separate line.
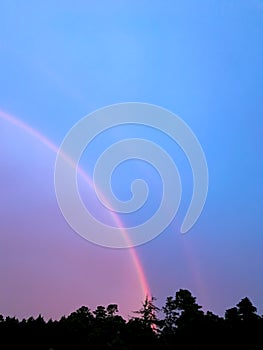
[174, 289, 203, 327]
[0, 289, 262, 349]
[162, 295, 178, 334]
[237, 297, 259, 322]
[93, 305, 107, 320]
[106, 304, 118, 317]
[133, 295, 160, 328]
[225, 306, 240, 323]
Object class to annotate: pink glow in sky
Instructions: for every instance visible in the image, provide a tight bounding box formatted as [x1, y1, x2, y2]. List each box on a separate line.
[0, 110, 150, 320]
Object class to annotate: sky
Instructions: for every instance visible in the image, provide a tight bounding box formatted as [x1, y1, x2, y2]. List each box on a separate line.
[0, 0, 263, 320]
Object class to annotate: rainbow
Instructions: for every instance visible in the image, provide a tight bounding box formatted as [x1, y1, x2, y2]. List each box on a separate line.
[0, 108, 151, 300]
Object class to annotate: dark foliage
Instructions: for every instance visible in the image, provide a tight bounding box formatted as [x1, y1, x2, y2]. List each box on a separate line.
[1, 289, 262, 349]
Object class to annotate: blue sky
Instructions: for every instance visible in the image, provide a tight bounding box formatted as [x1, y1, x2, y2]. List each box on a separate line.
[0, 0, 263, 318]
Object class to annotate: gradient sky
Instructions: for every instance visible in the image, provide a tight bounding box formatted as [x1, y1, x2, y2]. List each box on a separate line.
[0, 0, 263, 320]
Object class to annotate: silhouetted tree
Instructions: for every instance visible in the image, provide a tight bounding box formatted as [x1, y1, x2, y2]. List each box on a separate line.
[93, 305, 107, 320]
[134, 295, 160, 328]
[175, 289, 203, 327]
[162, 296, 178, 333]
[225, 306, 240, 323]
[225, 297, 262, 350]
[106, 303, 118, 317]
[0, 289, 262, 349]
[237, 297, 258, 322]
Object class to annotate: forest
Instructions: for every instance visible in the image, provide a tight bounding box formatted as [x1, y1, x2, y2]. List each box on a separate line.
[1, 289, 262, 349]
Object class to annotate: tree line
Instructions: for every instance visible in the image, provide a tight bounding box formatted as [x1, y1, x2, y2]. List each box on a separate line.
[1, 289, 262, 349]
